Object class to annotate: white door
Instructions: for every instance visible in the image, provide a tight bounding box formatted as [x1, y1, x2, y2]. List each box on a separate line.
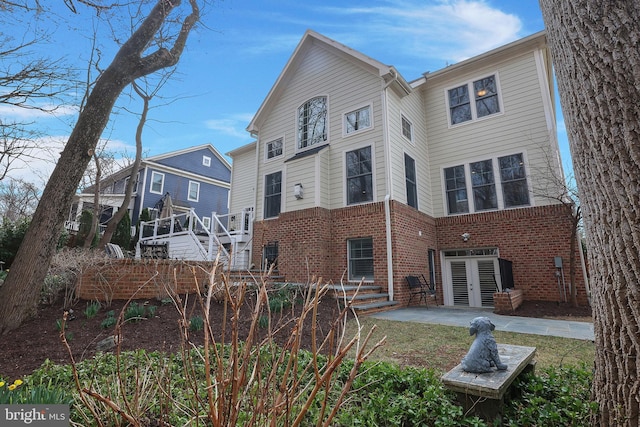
[446, 258, 500, 307]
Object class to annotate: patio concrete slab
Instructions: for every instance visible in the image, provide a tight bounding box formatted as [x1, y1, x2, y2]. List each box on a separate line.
[368, 306, 594, 341]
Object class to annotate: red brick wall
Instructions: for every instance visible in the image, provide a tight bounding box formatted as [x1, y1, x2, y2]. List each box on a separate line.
[494, 289, 524, 313]
[77, 259, 215, 301]
[251, 202, 587, 307]
[436, 205, 588, 305]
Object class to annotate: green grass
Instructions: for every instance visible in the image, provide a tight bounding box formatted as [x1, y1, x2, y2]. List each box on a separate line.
[346, 317, 594, 373]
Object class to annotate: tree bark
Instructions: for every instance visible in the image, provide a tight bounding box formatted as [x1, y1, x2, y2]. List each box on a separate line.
[98, 84, 147, 248]
[539, 1, 640, 425]
[0, 0, 200, 334]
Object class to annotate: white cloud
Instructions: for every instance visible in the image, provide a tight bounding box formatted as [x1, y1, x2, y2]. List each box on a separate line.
[319, 0, 523, 66]
[204, 114, 254, 140]
[0, 104, 78, 120]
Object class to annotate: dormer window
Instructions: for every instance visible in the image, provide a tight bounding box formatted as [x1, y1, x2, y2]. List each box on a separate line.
[297, 96, 327, 149]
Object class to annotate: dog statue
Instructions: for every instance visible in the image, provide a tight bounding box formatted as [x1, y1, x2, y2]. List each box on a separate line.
[460, 316, 508, 373]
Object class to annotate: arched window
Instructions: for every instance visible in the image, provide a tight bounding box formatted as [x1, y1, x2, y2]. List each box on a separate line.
[297, 96, 327, 149]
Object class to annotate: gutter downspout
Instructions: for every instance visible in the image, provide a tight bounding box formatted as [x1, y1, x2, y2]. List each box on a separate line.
[382, 73, 395, 301]
[384, 194, 393, 301]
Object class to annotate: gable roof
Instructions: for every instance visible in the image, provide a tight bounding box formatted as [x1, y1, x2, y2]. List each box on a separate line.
[146, 143, 231, 170]
[247, 29, 412, 134]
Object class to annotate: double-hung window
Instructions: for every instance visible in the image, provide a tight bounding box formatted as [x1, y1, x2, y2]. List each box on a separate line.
[445, 165, 468, 214]
[298, 96, 327, 149]
[346, 146, 373, 205]
[345, 105, 371, 134]
[264, 171, 282, 218]
[188, 181, 200, 202]
[150, 171, 164, 194]
[444, 152, 530, 215]
[266, 138, 283, 160]
[404, 153, 418, 209]
[499, 153, 530, 207]
[470, 159, 497, 211]
[348, 238, 374, 281]
[401, 115, 412, 141]
[448, 74, 500, 125]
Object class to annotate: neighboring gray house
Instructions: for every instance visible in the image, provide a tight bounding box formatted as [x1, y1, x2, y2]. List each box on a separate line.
[67, 144, 231, 236]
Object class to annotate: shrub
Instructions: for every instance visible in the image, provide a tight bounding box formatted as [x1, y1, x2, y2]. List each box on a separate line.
[123, 302, 147, 322]
[502, 364, 596, 426]
[101, 310, 117, 329]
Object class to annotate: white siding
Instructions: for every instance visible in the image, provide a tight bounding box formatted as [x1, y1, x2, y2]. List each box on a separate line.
[423, 51, 562, 217]
[254, 44, 387, 218]
[386, 89, 433, 216]
[229, 146, 257, 213]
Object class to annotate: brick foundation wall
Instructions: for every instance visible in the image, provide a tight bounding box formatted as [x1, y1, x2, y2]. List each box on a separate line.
[77, 259, 216, 301]
[250, 202, 587, 308]
[436, 205, 588, 305]
[493, 289, 524, 314]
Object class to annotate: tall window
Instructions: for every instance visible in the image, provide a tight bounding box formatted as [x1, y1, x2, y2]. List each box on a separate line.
[264, 171, 282, 218]
[266, 138, 283, 159]
[346, 146, 373, 205]
[188, 181, 200, 202]
[499, 153, 530, 207]
[443, 153, 530, 215]
[348, 238, 374, 281]
[401, 115, 412, 141]
[448, 74, 500, 125]
[404, 153, 418, 209]
[470, 159, 497, 211]
[298, 96, 327, 149]
[150, 171, 164, 194]
[345, 105, 371, 134]
[444, 165, 468, 214]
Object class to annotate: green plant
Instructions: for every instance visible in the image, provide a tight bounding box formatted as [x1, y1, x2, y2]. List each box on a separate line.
[189, 315, 204, 331]
[55, 319, 63, 331]
[146, 305, 157, 317]
[101, 310, 116, 329]
[0, 379, 24, 404]
[268, 285, 293, 313]
[502, 364, 596, 426]
[124, 302, 147, 322]
[160, 297, 172, 305]
[84, 301, 101, 319]
[112, 211, 132, 250]
[258, 314, 269, 329]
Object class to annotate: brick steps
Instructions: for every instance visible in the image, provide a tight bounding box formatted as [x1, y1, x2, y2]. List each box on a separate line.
[324, 284, 399, 316]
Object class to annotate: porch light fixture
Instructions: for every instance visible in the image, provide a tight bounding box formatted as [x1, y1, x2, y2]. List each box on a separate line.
[461, 232, 471, 242]
[294, 183, 304, 199]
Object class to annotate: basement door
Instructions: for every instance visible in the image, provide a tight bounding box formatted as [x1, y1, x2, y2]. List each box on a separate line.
[445, 257, 501, 308]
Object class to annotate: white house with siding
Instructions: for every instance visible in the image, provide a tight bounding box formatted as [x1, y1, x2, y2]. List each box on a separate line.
[227, 29, 588, 311]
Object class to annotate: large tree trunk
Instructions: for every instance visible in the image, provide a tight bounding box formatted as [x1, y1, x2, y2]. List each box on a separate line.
[0, 0, 199, 335]
[539, 1, 640, 425]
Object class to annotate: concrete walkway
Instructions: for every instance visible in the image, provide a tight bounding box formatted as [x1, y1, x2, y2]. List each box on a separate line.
[369, 306, 594, 341]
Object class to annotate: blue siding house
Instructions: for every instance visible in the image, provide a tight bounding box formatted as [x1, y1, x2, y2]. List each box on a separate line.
[68, 144, 231, 234]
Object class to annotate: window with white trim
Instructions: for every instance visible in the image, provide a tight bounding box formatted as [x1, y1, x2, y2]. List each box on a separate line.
[345, 105, 371, 134]
[150, 171, 164, 194]
[404, 153, 418, 209]
[499, 153, 530, 207]
[188, 181, 200, 202]
[348, 237, 374, 281]
[202, 216, 211, 230]
[470, 159, 497, 211]
[297, 96, 327, 149]
[266, 138, 283, 160]
[401, 115, 412, 141]
[448, 74, 500, 125]
[443, 153, 530, 215]
[346, 146, 373, 205]
[203, 156, 211, 167]
[264, 171, 282, 218]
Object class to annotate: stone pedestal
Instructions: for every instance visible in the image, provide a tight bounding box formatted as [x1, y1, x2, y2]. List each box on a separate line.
[441, 344, 536, 421]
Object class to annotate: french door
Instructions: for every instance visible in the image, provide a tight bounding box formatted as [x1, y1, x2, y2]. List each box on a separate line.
[446, 258, 500, 307]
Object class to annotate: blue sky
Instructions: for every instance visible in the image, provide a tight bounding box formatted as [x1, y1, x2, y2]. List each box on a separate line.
[3, 0, 568, 185]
